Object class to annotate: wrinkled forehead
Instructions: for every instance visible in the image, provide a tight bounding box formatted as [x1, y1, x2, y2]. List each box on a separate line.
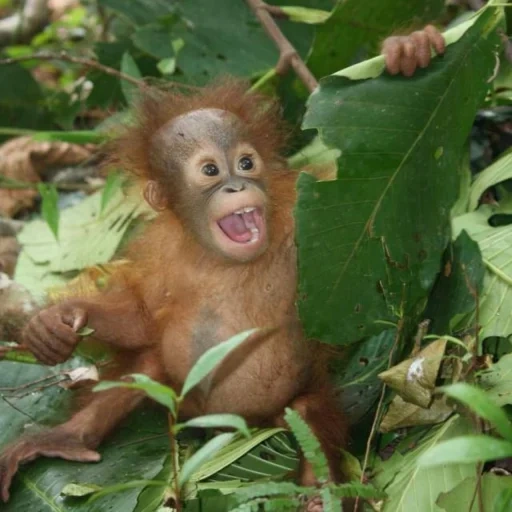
[152, 108, 243, 157]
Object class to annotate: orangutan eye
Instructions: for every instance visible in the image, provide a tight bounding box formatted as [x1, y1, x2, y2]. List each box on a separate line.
[202, 163, 219, 177]
[238, 157, 254, 171]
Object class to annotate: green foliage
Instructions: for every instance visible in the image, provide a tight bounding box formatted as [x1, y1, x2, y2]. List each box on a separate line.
[0, 358, 170, 512]
[284, 408, 330, 483]
[179, 433, 236, 489]
[100, 172, 125, 214]
[38, 183, 60, 240]
[296, 7, 503, 345]
[437, 474, 512, 512]
[419, 435, 512, 466]
[180, 329, 257, 398]
[424, 230, 484, 334]
[95, 373, 178, 415]
[2, 0, 512, 511]
[308, 0, 444, 78]
[441, 382, 512, 442]
[374, 415, 476, 512]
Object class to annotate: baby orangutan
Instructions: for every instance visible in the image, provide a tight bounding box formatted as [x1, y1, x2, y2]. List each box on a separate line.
[0, 27, 445, 511]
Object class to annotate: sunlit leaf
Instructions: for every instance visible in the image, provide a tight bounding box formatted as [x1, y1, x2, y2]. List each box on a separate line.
[419, 435, 512, 467]
[179, 433, 235, 488]
[180, 329, 257, 398]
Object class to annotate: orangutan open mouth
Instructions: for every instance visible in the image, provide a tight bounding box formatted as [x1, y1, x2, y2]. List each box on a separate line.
[217, 207, 265, 244]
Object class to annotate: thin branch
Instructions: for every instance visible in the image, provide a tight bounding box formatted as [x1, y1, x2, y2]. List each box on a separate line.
[0, 51, 149, 89]
[245, 0, 318, 93]
[353, 317, 404, 512]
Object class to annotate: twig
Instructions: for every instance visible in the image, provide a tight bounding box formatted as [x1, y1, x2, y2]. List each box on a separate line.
[245, 0, 318, 93]
[0, 51, 149, 89]
[353, 317, 404, 512]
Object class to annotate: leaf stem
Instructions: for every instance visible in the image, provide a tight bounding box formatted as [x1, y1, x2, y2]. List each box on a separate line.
[244, 0, 318, 92]
[483, 258, 512, 287]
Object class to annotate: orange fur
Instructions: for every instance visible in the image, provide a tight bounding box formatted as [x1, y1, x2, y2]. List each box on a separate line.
[0, 80, 349, 507]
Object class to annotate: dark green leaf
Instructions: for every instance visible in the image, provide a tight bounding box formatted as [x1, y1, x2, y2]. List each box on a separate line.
[297, 8, 504, 344]
[38, 183, 60, 241]
[95, 373, 177, 416]
[307, 0, 444, 78]
[179, 433, 235, 488]
[0, 360, 169, 511]
[424, 230, 484, 334]
[99, 0, 176, 26]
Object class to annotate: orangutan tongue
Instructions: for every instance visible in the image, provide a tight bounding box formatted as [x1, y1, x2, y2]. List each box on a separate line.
[218, 213, 253, 243]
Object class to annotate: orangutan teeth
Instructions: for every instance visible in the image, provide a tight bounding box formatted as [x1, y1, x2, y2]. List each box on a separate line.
[233, 206, 256, 215]
[249, 227, 260, 243]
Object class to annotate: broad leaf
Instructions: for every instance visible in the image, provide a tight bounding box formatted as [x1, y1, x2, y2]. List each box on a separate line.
[99, 0, 318, 85]
[331, 328, 396, 428]
[419, 435, 512, 466]
[478, 353, 512, 407]
[468, 150, 512, 210]
[374, 415, 476, 512]
[437, 474, 512, 512]
[307, 0, 444, 79]
[452, 203, 512, 339]
[179, 433, 235, 488]
[424, 230, 484, 334]
[297, 7, 504, 344]
[440, 383, 512, 442]
[0, 360, 170, 511]
[188, 429, 294, 483]
[16, 186, 149, 285]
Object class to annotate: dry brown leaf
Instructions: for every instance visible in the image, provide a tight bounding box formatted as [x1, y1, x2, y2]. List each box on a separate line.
[380, 394, 454, 433]
[0, 136, 92, 217]
[378, 338, 447, 408]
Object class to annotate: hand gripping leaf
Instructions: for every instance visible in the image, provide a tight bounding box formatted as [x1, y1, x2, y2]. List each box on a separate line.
[296, 6, 504, 345]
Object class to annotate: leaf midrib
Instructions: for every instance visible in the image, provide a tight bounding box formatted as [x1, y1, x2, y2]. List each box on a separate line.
[327, 28, 488, 303]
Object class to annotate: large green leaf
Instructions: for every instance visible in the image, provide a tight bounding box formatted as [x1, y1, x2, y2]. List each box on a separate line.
[296, 7, 503, 345]
[452, 203, 512, 339]
[331, 328, 396, 429]
[16, 185, 150, 296]
[374, 415, 476, 512]
[308, 0, 444, 79]
[99, 0, 320, 85]
[418, 435, 512, 466]
[478, 353, 512, 407]
[437, 474, 512, 512]
[424, 230, 484, 334]
[0, 360, 170, 511]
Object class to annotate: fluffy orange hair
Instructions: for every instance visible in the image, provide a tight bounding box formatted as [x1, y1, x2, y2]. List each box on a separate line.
[106, 78, 290, 183]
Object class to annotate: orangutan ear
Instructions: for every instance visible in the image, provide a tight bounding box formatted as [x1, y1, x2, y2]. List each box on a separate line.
[143, 180, 167, 211]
